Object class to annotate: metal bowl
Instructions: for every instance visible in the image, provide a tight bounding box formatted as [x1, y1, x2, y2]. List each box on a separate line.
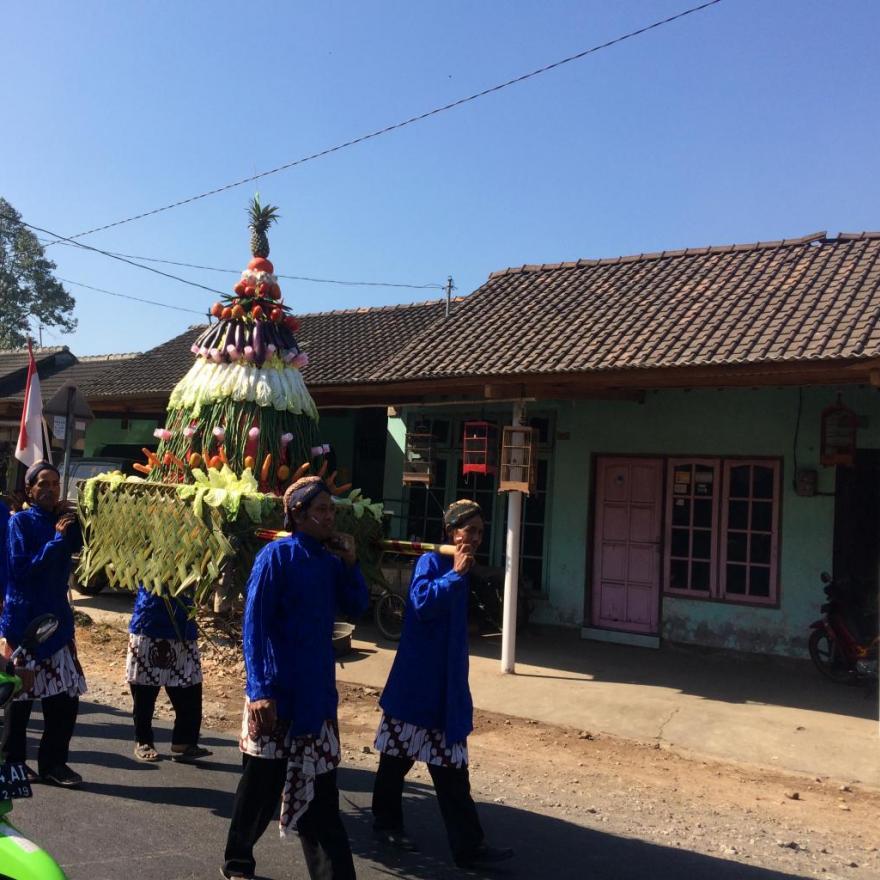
[332, 622, 355, 657]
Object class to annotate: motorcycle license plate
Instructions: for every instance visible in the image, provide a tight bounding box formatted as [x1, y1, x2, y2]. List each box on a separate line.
[0, 762, 32, 800]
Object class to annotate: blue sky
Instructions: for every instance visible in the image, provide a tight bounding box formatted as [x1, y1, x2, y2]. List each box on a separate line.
[2, 0, 878, 356]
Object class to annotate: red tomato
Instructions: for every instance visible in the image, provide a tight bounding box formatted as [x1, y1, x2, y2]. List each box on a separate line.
[231, 304, 245, 319]
[210, 302, 223, 318]
[221, 307, 233, 320]
[270, 308, 283, 322]
[243, 284, 256, 297]
[233, 281, 247, 296]
[248, 257, 274, 273]
[252, 304, 264, 319]
[285, 316, 301, 332]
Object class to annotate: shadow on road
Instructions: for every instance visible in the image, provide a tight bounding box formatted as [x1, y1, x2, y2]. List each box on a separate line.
[15, 702, 815, 880]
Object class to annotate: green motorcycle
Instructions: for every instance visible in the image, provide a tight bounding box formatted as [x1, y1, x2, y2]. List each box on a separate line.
[0, 614, 67, 880]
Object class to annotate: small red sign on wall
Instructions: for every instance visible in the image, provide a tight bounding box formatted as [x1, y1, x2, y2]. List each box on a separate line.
[820, 400, 858, 467]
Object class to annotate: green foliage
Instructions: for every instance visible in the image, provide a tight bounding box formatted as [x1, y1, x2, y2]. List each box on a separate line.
[0, 198, 77, 348]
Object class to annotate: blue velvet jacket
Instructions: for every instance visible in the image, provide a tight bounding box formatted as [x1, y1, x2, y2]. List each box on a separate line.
[0, 505, 82, 659]
[243, 532, 369, 736]
[129, 585, 197, 641]
[379, 552, 474, 744]
[0, 501, 9, 605]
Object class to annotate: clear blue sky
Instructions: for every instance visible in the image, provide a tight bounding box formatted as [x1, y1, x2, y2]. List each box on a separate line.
[2, 0, 878, 356]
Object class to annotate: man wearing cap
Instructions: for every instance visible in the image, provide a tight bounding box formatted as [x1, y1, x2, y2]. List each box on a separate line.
[371, 499, 514, 869]
[222, 475, 369, 880]
[0, 461, 86, 787]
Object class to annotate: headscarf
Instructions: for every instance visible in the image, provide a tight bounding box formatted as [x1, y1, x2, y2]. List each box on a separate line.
[24, 460, 60, 489]
[443, 499, 482, 531]
[282, 476, 331, 531]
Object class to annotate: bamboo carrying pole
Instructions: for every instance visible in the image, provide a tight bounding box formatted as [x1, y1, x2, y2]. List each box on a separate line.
[254, 528, 455, 557]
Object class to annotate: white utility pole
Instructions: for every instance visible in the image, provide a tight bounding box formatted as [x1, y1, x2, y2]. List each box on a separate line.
[500, 400, 525, 674]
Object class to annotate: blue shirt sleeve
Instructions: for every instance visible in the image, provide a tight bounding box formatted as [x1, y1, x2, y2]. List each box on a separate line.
[7, 512, 78, 589]
[242, 546, 282, 703]
[410, 552, 467, 621]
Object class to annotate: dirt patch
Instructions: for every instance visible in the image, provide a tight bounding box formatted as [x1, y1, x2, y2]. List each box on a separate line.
[75, 611, 880, 878]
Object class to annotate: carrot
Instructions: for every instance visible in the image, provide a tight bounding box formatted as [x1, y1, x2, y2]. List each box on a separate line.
[219, 445, 228, 464]
[133, 462, 152, 475]
[332, 483, 353, 496]
[317, 459, 328, 478]
[260, 453, 273, 485]
[292, 462, 310, 481]
[141, 447, 160, 466]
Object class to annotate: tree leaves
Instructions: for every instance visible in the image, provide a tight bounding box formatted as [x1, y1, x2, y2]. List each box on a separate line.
[0, 197, 77, 348]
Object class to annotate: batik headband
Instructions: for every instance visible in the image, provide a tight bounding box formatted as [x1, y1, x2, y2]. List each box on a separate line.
[443, 499, 482, 530]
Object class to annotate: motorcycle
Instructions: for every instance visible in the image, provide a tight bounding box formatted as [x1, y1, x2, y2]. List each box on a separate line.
[0, 613, 67, 880]
[808, 573, 878, 685]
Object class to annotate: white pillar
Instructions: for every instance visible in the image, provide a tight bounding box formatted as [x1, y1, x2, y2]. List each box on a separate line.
[501, 401, 525, 674]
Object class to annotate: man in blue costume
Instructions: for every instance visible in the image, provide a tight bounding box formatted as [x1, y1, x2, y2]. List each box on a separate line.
[0, 461, 86, 787]
[0, 496, 10, 611]
[126, 585, 210, 763]
[222, 475, 369, 880]
[372, 498, 514, 869]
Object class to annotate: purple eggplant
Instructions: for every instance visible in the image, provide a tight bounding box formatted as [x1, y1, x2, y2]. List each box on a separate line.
[234, 321, 244, 353]
[253, 320, 266, 366]
[222, 322, 237, 361]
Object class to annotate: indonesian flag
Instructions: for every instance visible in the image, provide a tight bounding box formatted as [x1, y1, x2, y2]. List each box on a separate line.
[15, 340, 46, 467]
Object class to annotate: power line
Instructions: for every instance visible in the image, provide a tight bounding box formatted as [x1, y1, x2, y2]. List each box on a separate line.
[55, 1, 723, 244]
[42, 240, 445, 290]
[4, 212, 225, 297]
[57, 277, 206, 316]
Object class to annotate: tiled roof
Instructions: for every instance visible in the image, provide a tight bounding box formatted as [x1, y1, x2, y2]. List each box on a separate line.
[84, 232, 880, 400]
[0, 346, 71, 385]
[6, 353, 140, 402]
[86, 299, 452, 398]
[376, 232, 880, 381]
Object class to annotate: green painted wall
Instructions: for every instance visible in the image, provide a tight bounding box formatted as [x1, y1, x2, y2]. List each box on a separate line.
[379, 385, 880, 657]
[83, 417, 159, 456]
[544, 385, 880, 656]
[383, 414, 407, 534]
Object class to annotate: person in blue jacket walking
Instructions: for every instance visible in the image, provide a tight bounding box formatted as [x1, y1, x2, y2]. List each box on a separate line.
[0, 461, 86, 788]
[126, 585, 210, 763]
[372, 499, 514, 869]
[0, 497, 10, 612]
[222, 475, 369, 880]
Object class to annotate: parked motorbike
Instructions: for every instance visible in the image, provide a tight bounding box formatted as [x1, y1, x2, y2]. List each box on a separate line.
[0, 614, 67, 880]
[808, 573, 878, 685]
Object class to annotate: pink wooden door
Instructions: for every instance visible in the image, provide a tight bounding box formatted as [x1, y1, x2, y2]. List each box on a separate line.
[591, 457, 663, 634]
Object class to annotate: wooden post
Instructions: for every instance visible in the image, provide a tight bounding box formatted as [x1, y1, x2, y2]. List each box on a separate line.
[501, 401, 525, 674]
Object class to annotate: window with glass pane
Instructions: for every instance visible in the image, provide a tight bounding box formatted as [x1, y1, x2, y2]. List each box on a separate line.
[720, 460, 779, 604]
[664, 460, 719, 595]
[405, 458, 448, 544]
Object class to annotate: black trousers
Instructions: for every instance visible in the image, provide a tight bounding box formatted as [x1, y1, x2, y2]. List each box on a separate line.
[223, 755, 356, 880]
[130, 682, 202, 746]
[6, 692, 79, 775]
[372, 752, 484, 861]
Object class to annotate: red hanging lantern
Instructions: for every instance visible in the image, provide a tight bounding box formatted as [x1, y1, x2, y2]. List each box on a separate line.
[462, 421, 498, 476]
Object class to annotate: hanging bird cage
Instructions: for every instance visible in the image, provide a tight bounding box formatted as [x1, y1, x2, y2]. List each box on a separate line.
[820, 399, 858, 467]
[499, 424, 538, 494]
[402, 427, 435, 485]
[462, 420, 498, 476]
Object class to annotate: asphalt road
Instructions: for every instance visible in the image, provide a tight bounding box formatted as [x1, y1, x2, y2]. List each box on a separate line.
[9, 701, 809, 880]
